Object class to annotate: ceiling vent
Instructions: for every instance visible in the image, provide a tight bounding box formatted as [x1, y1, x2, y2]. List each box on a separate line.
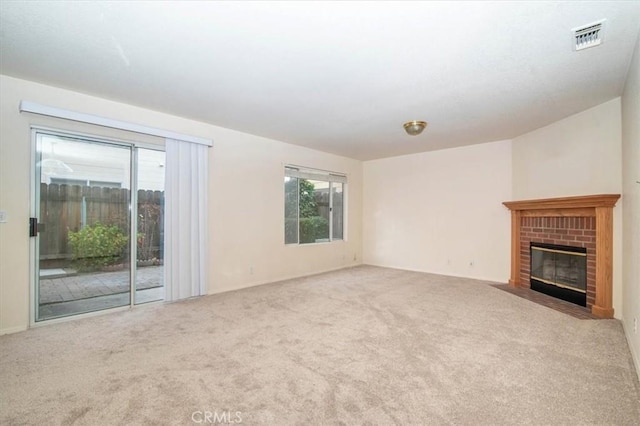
[573, 20, 605, 51]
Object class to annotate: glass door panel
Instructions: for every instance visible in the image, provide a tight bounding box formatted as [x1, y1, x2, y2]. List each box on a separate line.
[135, 148, 165, 304]
[35, 133, 132, 321]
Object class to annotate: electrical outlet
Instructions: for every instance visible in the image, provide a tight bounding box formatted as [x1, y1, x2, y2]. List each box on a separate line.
[469, 261, 474, 267]
[249, 266, 254, 275]
[634, 318, 637, 333]
[0, 210, 7, 223]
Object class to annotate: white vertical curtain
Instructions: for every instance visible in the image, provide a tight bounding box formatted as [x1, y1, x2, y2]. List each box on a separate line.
[164, 138, 208, 301]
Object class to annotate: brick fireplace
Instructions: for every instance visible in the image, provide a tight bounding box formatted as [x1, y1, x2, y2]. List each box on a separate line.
[503, 194, 620, 318]
[522, 218, 594, 307]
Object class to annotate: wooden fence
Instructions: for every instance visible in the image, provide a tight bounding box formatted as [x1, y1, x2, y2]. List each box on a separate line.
[39, 184, 163, 267]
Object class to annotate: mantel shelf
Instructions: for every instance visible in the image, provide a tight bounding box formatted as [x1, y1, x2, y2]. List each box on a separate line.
[503, 194, 620, 211]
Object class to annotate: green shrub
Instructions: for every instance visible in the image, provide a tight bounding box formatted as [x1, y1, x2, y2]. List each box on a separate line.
[299, 216, 329, 244]
[67, 222, 128, 271]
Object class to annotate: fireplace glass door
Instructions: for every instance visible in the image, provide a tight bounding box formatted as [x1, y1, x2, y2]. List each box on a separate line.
[530, 242, 587, 306]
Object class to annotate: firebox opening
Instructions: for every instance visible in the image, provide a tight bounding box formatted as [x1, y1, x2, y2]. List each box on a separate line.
[530, 242, 587, 307]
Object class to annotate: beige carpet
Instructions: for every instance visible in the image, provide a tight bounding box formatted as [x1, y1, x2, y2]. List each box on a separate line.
[1, 265, 639, 425]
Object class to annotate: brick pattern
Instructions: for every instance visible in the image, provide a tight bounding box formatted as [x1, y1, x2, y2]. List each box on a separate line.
[519, 216, 596, 308]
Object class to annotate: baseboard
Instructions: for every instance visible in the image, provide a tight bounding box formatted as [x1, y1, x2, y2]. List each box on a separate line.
[0, 325, 28, 336]
[361, 262, 507, 284]
[206, 262, 363, 296]
[623, 320, 640, 383]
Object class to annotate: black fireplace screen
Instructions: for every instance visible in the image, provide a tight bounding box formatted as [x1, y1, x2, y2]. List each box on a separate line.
[530, 243, 587, 293]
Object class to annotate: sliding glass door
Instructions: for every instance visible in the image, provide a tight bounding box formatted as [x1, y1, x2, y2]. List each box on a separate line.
[33, 131, 164, 321]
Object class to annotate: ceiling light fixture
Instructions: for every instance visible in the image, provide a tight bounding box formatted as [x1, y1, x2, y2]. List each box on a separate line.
[403, 120, 427, 136]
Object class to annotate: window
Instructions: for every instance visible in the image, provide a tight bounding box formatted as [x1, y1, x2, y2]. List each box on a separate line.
[284, 166, 346, 244]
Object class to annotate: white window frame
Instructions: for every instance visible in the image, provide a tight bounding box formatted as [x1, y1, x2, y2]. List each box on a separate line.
[284, 165, 347, 245]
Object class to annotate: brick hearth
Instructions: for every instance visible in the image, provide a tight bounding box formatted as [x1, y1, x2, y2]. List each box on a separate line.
[503, 194, 620, 319]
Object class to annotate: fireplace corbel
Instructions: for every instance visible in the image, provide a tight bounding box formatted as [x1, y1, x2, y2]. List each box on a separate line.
[503, 194, 620, 319]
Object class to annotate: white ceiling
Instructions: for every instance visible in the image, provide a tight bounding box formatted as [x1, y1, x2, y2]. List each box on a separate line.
[1, 1, 639, 160]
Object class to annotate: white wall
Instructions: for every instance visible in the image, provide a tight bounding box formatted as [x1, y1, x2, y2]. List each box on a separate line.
[208, 124, 362, 293]
[512, 98, 623, 199]
[0, 75, 362, 334]
[511, 98, 624, 318]
[621, 31, 640, 377]
[362, 140, 512, 282]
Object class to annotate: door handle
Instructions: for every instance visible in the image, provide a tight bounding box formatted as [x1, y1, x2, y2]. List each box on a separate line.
[29, 218, 44, 237]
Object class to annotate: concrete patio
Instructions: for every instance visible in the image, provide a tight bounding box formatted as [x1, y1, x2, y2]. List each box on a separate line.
[39, 265, 163, 304]
[38, 266, 164, 319]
